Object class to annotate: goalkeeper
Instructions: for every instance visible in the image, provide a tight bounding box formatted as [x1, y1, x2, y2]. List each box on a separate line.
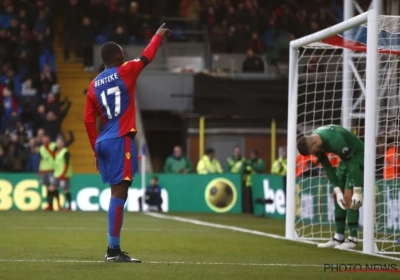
[297, 125, 364, 250]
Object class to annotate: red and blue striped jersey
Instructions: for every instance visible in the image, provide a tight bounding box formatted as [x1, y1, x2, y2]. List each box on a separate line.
[84, 35, 162, 154]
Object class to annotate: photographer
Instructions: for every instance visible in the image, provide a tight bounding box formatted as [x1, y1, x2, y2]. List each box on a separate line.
[143, 177, 163, 212]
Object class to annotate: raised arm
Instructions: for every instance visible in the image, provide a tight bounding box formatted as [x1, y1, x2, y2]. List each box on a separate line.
[127, 24, 170, 72]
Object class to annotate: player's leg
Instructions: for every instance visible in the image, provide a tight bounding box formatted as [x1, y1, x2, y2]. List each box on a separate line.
[104, 135, 140, 263]
[43, 173, 55, 211]
[318, 161, 346, 248]
[336, 159, 363, 250]
[50, 178, 62, 211]
[61, 179, 72, 211]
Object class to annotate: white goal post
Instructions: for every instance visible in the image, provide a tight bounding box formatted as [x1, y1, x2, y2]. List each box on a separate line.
[286, 8, 400, 257]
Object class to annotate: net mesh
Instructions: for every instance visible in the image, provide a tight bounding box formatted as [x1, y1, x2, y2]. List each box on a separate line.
[294, 15, 400, 255]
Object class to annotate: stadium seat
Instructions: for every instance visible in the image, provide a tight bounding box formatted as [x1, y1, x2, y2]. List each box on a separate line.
[95, 35, 108, 44]
[128, 36, 138, 45]
[170, 26, 185, 41]
[39, 51, 56, 72]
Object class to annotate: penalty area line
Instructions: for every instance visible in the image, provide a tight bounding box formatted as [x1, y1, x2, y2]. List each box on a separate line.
[0, 259, 320, 267]
[145, 212, 400, 262]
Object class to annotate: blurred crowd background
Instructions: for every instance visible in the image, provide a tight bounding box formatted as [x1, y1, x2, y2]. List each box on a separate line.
[0, 0, 374, 173]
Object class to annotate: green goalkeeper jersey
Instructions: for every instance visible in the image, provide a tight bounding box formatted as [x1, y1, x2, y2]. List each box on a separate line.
[312, 125, 364, 187]
[313, 125, 364, 160]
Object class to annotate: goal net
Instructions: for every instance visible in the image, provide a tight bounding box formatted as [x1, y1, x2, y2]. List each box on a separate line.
[286, 10, 400, 257]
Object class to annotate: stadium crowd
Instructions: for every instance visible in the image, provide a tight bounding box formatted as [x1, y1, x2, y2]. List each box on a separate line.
[61, 0, 349, 72]
[0, 0, 72, 172]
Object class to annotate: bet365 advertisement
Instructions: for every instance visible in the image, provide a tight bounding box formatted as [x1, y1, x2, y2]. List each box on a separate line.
[251, 175, 400, 234]
[0, 173, 242, 213]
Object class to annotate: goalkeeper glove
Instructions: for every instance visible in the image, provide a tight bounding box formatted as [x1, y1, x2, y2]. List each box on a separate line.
[334, 187, 347, 210]
[351, 187, 363, 210]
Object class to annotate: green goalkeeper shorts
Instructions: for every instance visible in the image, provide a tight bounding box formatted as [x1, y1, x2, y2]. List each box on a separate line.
[336, 155, 364, 189]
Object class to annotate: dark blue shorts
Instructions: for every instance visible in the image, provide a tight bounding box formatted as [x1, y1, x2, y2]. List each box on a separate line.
[95, 135, 138, 186]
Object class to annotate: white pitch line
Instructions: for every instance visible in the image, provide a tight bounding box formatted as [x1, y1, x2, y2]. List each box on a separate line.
[0, 259, 321, 267]
[4, 226, 209, 232]
[145, 212, 400, 262]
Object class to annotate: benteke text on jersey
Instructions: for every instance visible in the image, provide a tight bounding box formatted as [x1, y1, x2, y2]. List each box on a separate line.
[94, 73, 119, 87]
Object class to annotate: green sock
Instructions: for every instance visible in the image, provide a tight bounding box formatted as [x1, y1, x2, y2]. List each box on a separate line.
[347, 209, 359, 238]
[334, 202, 346, 235]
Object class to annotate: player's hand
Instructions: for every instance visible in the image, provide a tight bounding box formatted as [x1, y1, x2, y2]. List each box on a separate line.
[351, 187, 363, 210]
[334, 187, 347, 210]
[95, 159, 99, 172]
[156, 23, 171, 37]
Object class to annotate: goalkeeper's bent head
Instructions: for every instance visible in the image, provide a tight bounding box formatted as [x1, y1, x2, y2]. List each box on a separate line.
[297, 135, 322, 156]
[297, 137, 310, 156]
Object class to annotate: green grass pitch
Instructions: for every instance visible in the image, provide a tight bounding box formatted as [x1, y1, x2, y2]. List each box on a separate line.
[1, 212, 400, 280]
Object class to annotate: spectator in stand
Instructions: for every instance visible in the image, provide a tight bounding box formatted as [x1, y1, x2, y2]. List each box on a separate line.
[63, 0, 82, 62]
[8, 18, 20, 38]
[197, 147, 223, 174]
[43, 111, 61, 141]
[33, 104, 46, 132]
[40, 63, 57, 92]
[33, 10, 48, 35]
[26, 137, 40, 173]
[0, 30, 8, 60]
[228, 24, 249, 53]
[36, 32, 56, 72]
[244, 149, 265, 186]
[6, 132, 27, 172]
[20, 23, 34, 41]
[127, 1, 142, 39]
[4, 69, 16, 92]
[17, 47, 29, 75]
[226, 146, 246, 173]
[0, 128, 9, 147]
[248, 9, 259, 33]
[271, 147, 287, 176]
[18, 8, 31, 28]
[42, 93, 71, 140]
[331, 0, 344, 22]
[46, 93, 71, 116]
[0, 91, 4, 121]
[90, 0, 108, 35]
[263, 18, 278, 52]
[0, 5, 15, 29]
[20, 78, 38, 108]
[108, 0, 120, 12]
[163, 145, 193, 174]
[248, 32, 263, 54]
[111, 25, 129, 45]
[223, 6, 236, 28]
[242, 49, 264, 73]
[187, 0, 201, 23]
[0, 146, 11, 172]
[180, 0, 188, 18]
[35, 128, 45, 145]
[205, 6, 216, 32]
[12, 121, 29, 145]
[1, 86, 17, 132]
[7, 111, 19, 133]
[78, 17, 95, 72]
[209, 25, 228, 52]
[111, 5, 128, 30]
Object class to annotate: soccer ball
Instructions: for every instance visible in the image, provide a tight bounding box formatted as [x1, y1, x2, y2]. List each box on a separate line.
[207, 181, 234, 209]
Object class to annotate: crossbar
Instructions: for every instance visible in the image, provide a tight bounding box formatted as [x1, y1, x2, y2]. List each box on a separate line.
[290, 11, 369, 49]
